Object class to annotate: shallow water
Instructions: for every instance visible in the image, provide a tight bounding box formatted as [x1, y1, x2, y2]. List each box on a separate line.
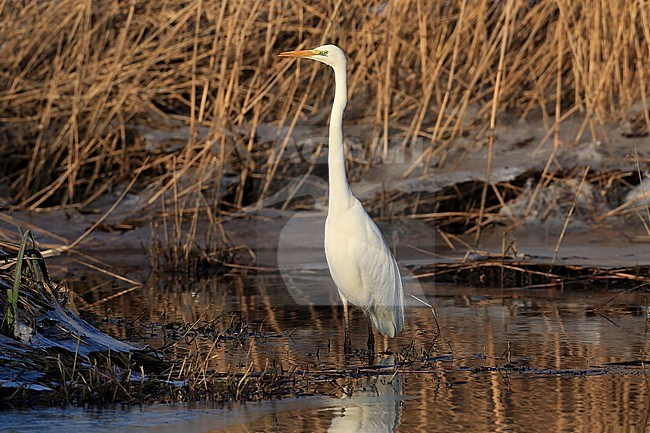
[6, 274, 650, 432]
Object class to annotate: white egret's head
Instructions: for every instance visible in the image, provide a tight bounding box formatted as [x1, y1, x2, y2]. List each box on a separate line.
[279, 44, 347, 70]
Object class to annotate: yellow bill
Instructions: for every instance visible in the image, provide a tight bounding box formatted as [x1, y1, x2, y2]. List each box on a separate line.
[278, 49, 318, 58]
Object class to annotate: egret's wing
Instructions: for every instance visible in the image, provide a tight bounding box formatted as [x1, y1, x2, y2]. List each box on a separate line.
[347, 201, 404, 337]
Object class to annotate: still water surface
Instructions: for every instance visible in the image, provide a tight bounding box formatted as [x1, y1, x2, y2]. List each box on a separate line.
[3, 275, 649, 432]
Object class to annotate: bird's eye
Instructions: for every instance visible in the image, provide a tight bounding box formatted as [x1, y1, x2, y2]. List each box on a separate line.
[318, 50, 329, 56]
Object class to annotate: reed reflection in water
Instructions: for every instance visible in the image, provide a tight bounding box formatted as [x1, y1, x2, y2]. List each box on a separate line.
[71, 273, 650, 432]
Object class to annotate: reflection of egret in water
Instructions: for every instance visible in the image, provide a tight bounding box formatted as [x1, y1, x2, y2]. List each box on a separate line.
[328, 358, 404, 433]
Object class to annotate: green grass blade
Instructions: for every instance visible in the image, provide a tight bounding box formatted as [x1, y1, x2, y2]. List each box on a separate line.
[3, 230, 31, 332]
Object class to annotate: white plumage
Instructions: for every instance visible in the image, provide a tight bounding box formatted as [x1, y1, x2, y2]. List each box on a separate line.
[280, 44, 404, 353]
[325, 199, 404, 337]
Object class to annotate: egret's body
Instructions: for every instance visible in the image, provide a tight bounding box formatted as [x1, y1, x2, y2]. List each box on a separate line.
[279, 44, 404, 354]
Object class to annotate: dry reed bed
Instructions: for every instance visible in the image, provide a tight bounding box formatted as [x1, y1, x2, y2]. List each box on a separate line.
[1, 0, 648, 211]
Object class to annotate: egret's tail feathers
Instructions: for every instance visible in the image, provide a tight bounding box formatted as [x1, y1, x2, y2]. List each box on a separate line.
[369, 303, 404, 338]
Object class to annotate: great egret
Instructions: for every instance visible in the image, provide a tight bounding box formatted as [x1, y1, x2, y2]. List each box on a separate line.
[279, 44, 404, 354]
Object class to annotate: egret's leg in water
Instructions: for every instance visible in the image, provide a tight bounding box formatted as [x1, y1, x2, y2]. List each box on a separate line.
[343, 299, 351, 354]
[366, 316, 375, 355]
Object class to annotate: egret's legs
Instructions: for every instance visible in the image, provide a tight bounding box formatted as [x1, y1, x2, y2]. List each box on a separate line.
[366, 316, 375, 356]
[343, 299, 352, 354]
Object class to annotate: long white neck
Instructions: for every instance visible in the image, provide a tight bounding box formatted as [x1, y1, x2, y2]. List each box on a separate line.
[327, 63, 352, 214]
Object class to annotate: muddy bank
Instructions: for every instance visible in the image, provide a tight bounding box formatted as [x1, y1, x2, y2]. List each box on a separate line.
[2, 114, 650, 281]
